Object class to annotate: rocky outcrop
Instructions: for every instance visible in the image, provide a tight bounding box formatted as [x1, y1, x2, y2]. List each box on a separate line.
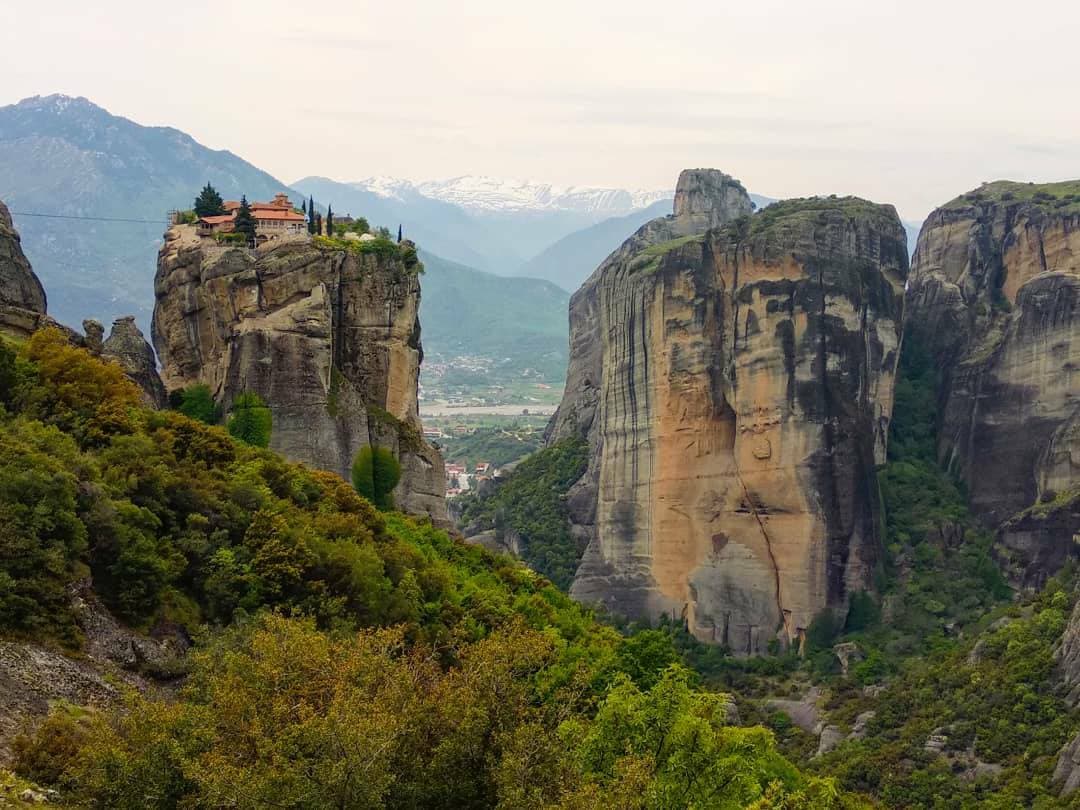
[96, 316, 166, 407]
[548, 170, 907, 654]
[906, 182, 1080, 586]
[152, 227, 447, 524]
[0, 581, 181, 765]
[0, 200, 47, 338]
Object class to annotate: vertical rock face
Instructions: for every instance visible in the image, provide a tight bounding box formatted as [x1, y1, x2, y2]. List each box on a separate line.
[0, 200, 47, 338]
[906, 182, 1080, 585]
[549, 172, 907, 654]
[152, 226, 447, 524]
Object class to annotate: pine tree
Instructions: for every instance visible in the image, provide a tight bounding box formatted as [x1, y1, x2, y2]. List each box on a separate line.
[326, 205, 333, 236]
[308, 196, 316, 234]
[193, 183, 226, 217]
[233, 195, 257, 242]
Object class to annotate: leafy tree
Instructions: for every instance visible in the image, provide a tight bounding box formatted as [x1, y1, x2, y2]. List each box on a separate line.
[171, 383, 217, 424]
[193, 183, 226, 217]
[351, 445, 401, 510]
[232, 196, 256, 242]
[226, 392, 272, 448]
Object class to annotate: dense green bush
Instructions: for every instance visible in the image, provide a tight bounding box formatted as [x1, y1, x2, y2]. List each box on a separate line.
[171, 383, 218, 424]
[226, 391, 272, 448]
[0, 332, 865, 808]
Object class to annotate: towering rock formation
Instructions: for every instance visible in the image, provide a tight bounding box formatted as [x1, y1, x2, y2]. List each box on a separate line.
[99, 316, 167, 408]
[0, 200, 47, 338]
[152, 225, 447, 524]
[548, 170, 907, 654]
[906, 181, 1080, 585]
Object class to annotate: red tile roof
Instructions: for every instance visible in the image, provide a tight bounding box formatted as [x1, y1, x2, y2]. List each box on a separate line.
[252, 209, 306, 221]
[198, 214, 234, 225]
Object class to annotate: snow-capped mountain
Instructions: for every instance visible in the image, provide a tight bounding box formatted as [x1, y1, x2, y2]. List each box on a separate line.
[349, 175, 669, 216]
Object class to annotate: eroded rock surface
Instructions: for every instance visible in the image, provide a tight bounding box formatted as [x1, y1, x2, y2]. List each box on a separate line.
[152, 227, 446, 524]
[906, 182, 1080, 586]
[0, 200, 47, 338]
[548, 170, 907, 653]
[99, 316, 166, 408]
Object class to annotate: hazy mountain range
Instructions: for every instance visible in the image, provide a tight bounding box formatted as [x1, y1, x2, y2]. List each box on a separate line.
[289, 174, 672, 278]
[0, 94, 614, 380]
[0, 93, 922, 385]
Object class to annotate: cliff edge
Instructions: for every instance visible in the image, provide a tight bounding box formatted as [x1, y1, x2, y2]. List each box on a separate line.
[152, 226, 447, 524]
[906, 181, 1080, 585]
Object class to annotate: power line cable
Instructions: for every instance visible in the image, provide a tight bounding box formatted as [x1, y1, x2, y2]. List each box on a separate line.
[9, 211, 168, 225]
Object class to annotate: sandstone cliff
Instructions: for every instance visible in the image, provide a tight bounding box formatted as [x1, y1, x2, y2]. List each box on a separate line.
[906, 182, 1080, 585]
[152, 227, 447, 524]
[548, 170, 907, 654]
[0, 200, 47, 338]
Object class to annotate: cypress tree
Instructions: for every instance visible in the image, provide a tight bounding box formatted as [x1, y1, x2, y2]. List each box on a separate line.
[233, 195, 257, 242]
[302, 199, 307, 215]
[193, 183, 226, 217]
[326, 205, 333, 236]
[308, 196, 317, 234]
[351, 446, 401, 510]
[397, 224, 402, 243]
[316, 213, 323, 236]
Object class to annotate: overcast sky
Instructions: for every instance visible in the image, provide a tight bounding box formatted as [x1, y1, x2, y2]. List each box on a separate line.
[2, 0, 1078, 220]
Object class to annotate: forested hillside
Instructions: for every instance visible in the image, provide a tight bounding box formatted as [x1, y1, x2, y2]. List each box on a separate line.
[459, 316, 1080, 808]
[0, 329, 860, 809]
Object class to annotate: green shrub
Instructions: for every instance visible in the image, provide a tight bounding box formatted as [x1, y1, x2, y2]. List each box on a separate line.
[171, 383, 218, 424]
[12, 704, 95, 787]
[351, 446, 401, 510]
[214, 232, 247, 245]
[226, 392, 272, 448]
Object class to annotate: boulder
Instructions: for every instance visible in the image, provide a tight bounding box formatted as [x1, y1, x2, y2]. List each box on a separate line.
[101, 316, 166, 408]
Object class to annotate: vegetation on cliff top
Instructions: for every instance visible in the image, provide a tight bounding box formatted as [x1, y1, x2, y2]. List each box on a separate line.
[741, 195, 901, 240]
[0, 330, 858, 808]
[941, 180, 1080, 213]
[313, 233, 423, 272]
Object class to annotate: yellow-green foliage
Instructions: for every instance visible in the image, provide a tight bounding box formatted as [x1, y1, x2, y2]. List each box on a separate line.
[0, 332, 862, 809]
[47, 614, 862, 810]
